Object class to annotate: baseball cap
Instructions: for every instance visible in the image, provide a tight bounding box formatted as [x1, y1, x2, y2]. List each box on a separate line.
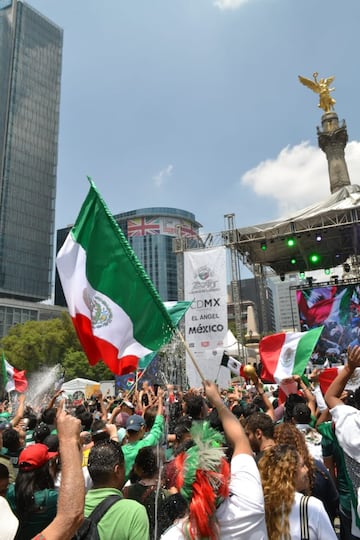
[121, 400, 135, 410]
[115, 412, 129, 428]
[18, 443, 58, 471]
[126, 414, 145, 432]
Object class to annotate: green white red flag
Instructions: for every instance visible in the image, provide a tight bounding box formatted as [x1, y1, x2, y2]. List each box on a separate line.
[260, 327, 323, 383]
[56, 180, 176, 375]
[1, 353, 28, 394]
[318, 366, 360, 395]
[220, 352, 245, 377]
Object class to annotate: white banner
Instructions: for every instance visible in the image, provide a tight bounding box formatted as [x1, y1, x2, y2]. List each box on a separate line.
[184, 246, 229, 388]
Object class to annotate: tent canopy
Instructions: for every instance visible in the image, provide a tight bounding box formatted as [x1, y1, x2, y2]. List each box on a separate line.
[223, 329, 257, 359]
[61, 377, 99, 395]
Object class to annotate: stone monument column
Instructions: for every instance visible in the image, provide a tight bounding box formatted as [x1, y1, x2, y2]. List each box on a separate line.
[317, 112, 351, 194]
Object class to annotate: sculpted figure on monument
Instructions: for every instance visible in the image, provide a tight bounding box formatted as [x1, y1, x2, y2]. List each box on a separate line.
[298, 72, 336, 113]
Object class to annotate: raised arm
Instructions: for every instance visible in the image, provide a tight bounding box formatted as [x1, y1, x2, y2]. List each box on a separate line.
[45, 389, 64, 411]
[252, 374, 275, 421]
[11, 393, 26, 427]
[204, 380, 252, 457]
[35, 401, 84, 540]
[293, 374, 317, 417]
[325, 345, 360, 409]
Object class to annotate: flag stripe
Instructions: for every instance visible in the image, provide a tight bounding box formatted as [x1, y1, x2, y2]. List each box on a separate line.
[71, 313, 147, 372]
[259, 333, 286, 382]
[293, 328, 324, 375]
[59, 243, 153, 359]
[4, 359, 28, 393]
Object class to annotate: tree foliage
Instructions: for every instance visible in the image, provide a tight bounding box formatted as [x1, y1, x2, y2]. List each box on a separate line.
[62, 349, 113, 381]
[0, 312, 112, 381]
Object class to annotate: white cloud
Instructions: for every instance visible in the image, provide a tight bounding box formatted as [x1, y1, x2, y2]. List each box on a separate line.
[153, 164, 174, 188]
[214, 0, 249, 10]
[241, 140, 360, 218]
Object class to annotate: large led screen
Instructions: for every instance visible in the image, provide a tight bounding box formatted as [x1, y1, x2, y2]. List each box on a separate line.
[297, 283, 360, 361]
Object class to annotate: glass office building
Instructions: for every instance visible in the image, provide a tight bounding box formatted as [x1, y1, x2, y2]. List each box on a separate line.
[0, 1, 63, 302]
[55, 207, 202, 306]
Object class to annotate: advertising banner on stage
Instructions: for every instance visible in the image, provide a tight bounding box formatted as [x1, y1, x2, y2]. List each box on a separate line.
[184, 246, 229, 388]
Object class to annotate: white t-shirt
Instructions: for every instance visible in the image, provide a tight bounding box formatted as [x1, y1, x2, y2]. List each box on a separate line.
[296, 423, 323, 462]
[330, 404, 360, 538]
[161, 453, 267, 539]
[0, 497, 19, 540]
[288, 492, 337, 540]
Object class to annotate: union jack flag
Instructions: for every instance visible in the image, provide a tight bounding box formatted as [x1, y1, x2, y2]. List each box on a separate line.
[127, 217, 160, 237]
[180, 224, 197, 238]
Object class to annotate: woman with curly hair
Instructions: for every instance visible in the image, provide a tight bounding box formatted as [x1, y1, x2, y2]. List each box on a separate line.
[258, 444, 337, 540]
[273, 422, 339, 522]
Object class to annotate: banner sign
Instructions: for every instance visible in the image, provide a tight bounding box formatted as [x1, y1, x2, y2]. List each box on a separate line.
[127, 216, 198, 238]
[184, 246, 229, 387]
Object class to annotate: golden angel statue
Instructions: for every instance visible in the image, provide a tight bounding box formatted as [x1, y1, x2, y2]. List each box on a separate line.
[298, 72, 336, 113]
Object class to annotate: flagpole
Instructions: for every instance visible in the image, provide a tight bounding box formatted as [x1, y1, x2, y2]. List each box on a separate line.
[127, 364, 150, 397]
[176, 329, 206, 383]
[214, 364, 222, 384]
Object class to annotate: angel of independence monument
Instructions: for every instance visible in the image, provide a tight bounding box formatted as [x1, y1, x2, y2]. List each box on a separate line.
[231, 73, 360, 336]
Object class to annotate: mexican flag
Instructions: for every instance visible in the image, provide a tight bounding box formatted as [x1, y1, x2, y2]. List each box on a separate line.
[297, 287, 352, 327]
[56, 180, 176, 375]
[319, 366, 360, 395]
[221, 352, 245, 377]
[260, 327, 323, 383]
[1, 353, 28, 394]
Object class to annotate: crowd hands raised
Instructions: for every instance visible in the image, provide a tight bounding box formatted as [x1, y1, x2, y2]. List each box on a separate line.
[2, 348, 360, 539]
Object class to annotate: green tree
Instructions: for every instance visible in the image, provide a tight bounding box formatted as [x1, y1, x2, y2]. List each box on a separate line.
[0, 312, 112, 381]
[62, 350, 113, 381]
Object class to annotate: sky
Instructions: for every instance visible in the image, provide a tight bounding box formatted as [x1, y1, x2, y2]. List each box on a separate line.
[27, 0, 360, 238]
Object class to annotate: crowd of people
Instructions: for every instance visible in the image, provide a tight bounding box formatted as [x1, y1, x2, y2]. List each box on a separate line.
[2, 346, 360, 539]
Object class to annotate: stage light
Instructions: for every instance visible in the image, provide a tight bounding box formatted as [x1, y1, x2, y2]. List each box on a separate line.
[343, 263, 351, 273]
[299, 272, 305, 279]
[260, 241, 267, 251]
[309, 253, 320, 264]
[280, 273, 285, 282]
[290, 257, 297, 265]
[286, 237, 296, 248]
[324, 268, 331, 275]
[315, 233, 322, 242]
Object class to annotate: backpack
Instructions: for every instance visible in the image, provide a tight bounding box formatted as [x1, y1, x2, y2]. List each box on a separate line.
[72, 494, 122, 540]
